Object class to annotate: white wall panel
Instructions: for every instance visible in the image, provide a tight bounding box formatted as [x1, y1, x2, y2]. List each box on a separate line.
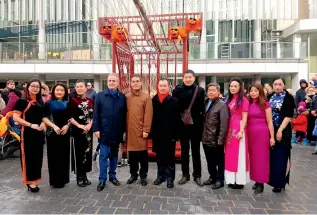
[21, 0, 26, 21]
[56, 0, 61, 21]
[0, 0, 5, 21]
[8, 0, 12, 21]
[14, 0, 19, 21]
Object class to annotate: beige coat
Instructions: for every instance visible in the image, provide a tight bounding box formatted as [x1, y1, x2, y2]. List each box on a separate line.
[126, 90, 153, 151]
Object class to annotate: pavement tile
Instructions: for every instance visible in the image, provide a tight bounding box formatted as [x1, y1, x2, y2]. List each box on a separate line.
[97, 207, 116, 214]
[111, 200, 129, 208]
[106, 194, 122, 201]
[266, 203, 287, 210]
[132, 209, 151, 214]
[77, 199, 97, 206]
[230, 207, 250, 214]
[213, 206, 232, 214]
[265, 209, 284, 214]
[144, 202, 161, 211]
[62, 205, 83, 213]
[150, 210, 169, 214]
[61, 198, 81, 205]
[161, 203, 179, 211]
[284, 204, 305, 211]
[94, 199, 113, 207]
[115, 208, 134, 214]
[152, 196, 167, 203]
[128, 201, 145, 210]
[248, 208, 267, 214]
[78, 206, 99, 214]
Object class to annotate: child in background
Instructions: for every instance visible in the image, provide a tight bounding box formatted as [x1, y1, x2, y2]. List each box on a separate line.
[291, 102, 308, 145]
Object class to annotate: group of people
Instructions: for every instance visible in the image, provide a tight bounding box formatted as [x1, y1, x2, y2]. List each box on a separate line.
[0, 70, 297, 195]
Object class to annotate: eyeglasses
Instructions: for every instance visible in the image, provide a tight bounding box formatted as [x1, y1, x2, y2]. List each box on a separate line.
[30, 85, 40, 89]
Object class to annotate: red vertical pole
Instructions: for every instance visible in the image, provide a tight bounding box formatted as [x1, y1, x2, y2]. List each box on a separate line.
[182, 37, 188, 75]
[174, 54, 177, 88]
[112, 41, 117, 74]
[130, 55, 134, 75]
[157, 54, 160, 91]
[166, 54, 169, 78]
[140, 54, 143, 78]
[148, 54, 151, 95]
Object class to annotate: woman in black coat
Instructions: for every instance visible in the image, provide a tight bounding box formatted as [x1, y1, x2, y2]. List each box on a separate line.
[267, 77, 296, 193]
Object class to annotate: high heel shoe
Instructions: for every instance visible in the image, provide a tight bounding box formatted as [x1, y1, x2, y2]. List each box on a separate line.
[272, 187, 285, 193]
[254, 184, 264, 194]
[27, 184, 40, 193]
[77, 177, 86, 187]
[84, 175, 91, 186]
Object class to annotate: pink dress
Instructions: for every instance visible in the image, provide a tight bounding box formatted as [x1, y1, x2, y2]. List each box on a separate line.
[225, 95, 250, 185]
[247, 101, 270, 183]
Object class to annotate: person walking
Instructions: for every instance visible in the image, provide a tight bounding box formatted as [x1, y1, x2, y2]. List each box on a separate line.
[150, 79, 181, 189]
[202, 83, 229, 189]
[13, 79, 46, 192]
[225, 77, 250, 189]
[93, 73, 127, 192]
[43, 83, 71, 188]
[68, 80, 94, 187]
[172, 70, 205, 186]
[247, 84, 275, 194]
[126, 74, 153, 186]
[268, 76, 295, 192]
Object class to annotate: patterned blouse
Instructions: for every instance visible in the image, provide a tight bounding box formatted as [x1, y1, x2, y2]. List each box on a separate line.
[269, 91, 286, 128]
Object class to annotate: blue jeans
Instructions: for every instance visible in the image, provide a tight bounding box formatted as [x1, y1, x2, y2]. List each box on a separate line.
[99, 144, 118, 183]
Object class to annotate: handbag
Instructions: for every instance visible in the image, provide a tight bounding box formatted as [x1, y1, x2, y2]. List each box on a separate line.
[181, 86, 198, 125]
[313, 119, 317, 136]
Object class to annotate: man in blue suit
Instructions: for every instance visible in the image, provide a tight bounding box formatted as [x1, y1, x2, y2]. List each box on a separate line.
[93, 73, 127, 192]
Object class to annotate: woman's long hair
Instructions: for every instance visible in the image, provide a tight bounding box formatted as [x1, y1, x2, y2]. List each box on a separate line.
[248, 84, 267, 110]
[25, 79, 43, 105]
[226, 77, 245, 108]
[50, 83, 69, 101]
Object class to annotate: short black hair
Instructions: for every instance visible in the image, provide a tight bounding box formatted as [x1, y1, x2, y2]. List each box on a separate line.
[272, 76, 286, 85]
[75, 80, 87, 86]
[183, 69, 195, 77]
[207, 83, 220, 91]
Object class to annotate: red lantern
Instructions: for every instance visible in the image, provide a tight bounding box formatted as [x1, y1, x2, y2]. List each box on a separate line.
[168, 27, 187, 40]
[112, 25, 129, 42]
[100, 23, 112, 40]
[186, 17, 202, 33]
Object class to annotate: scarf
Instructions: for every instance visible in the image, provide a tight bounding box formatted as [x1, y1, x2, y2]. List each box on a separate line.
[29, 94, 36, 101]
[158, 93, 168, 103]
[109, 89, 118, 97]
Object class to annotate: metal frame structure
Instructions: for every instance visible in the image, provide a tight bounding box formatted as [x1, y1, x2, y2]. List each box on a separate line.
[98, 10, 202, 93]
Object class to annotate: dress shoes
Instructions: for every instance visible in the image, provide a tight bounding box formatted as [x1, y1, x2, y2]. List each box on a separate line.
[203, 178, 214, 186]
[178, 176, 190, 185]
[127, 175, 138, 184]
[194, 177, 204, 187]
[211, 181, 224, 189]
[154, 178, 165, 185]
[140, 178, 148, 186]
[109, 178, 120, 186]
[97, 182, 105, 192]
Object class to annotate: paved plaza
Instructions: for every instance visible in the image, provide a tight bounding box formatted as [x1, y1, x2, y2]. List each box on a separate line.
[0, 144, 316, 214]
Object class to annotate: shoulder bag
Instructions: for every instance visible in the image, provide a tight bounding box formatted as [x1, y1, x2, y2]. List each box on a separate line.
[181, 86, 198, 125]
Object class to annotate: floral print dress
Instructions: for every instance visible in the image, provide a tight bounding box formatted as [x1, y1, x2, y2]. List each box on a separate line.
[68, 96, 94, 177]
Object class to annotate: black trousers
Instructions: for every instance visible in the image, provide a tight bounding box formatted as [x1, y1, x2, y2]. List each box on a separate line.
[156, 141, 176, 183]
[295, 131, 306, 140]
[203, 144, 224, 182]
[179, 126, 202, 178]
[128, 150, 148, 179]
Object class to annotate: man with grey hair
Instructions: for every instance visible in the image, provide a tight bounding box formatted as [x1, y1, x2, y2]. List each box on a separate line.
[93, 73, 127, 191]
[202, 83, 229, 189]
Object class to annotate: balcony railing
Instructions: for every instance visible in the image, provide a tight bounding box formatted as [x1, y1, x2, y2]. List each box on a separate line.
[0, 42, 307, 63]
